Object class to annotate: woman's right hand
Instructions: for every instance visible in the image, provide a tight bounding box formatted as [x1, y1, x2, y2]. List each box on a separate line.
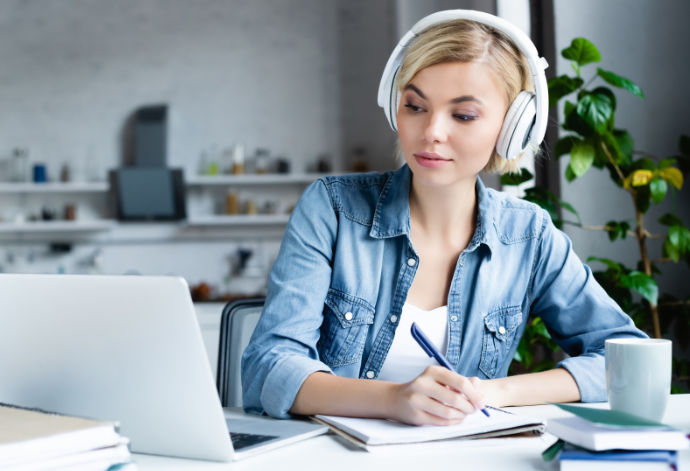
[387, 365, 486, 426]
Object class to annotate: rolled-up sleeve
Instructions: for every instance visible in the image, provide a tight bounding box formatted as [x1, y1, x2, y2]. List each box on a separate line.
[529, 209, 647, 402]
[241, 180, 337, 418]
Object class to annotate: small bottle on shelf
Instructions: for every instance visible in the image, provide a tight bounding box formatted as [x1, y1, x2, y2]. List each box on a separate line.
[231, 144, 245, 175]
[226, 190, 239, 215]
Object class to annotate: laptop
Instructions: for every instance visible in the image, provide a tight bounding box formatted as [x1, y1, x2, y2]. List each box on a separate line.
[0, 273, 327, 461]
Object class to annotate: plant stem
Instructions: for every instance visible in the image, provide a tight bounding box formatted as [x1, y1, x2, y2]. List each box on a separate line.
[583, 74, 598, 89]
[599, 141, 629, 190]
[633, 200, 662, 338]
[660, 300, 690, 307]
[562, 221, 664, 240]
[601, 140, 662, 338]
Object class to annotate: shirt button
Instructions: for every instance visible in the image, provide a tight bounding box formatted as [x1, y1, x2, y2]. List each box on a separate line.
[498, 326, 507, 335]
[390, 315, 398, 323]
[366, 371, 375, 379]
[407, 258, 416, 266]
[450, 315, 458, 322]
[344, 312, 353, 321]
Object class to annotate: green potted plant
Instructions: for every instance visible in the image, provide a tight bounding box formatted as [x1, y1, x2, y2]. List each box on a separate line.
[506, 38, 690, 392]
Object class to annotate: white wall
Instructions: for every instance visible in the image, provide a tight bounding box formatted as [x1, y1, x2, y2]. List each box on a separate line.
[553, 0, 690, 297]
[0, 0, 399, 292]
[0, 0, 342, 177]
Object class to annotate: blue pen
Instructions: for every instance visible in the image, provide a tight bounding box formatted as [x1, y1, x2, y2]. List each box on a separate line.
[410, 321, 490, 418]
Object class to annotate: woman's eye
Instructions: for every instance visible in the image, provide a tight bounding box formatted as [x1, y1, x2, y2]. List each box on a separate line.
[404, 103, 423, 112]
[453, 114, 477, 121]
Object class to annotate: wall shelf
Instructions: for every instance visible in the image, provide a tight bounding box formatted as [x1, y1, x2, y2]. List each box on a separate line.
[0, 182, 109, 194]
[186, 214, 291, 226]
[185, 173, 331, 186]
[0, 220, 116, 233]
[0, 172, 329, 241]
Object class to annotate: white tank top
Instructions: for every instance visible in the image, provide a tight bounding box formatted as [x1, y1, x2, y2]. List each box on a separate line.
[377, 303, 449, 383]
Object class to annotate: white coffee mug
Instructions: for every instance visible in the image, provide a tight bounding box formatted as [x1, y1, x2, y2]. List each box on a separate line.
[605, 338, 672, 422]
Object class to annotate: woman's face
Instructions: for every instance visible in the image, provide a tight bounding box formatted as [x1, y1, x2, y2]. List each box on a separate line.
[396, 60, 509, 188]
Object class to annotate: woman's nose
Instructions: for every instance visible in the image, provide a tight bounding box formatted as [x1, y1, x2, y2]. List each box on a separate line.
[423, 113, 448, 143]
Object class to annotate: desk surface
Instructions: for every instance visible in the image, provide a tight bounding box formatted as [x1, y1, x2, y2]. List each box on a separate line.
[133, 394, 690, 470]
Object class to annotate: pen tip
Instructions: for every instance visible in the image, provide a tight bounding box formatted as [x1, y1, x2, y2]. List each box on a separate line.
[481, 408, 490, 418]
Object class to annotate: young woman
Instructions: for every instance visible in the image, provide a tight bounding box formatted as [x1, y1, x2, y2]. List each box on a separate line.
[241, 10, 646, 426]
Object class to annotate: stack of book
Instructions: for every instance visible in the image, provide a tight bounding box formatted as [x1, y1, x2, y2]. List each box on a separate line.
[543, 404, 689, 470]
[0, 403, 135, 470]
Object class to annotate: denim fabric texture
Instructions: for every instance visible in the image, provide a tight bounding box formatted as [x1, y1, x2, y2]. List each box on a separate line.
[241, 165, 647, 418]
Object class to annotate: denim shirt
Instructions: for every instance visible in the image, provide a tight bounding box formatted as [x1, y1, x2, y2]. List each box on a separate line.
[241, 165, 646, 418]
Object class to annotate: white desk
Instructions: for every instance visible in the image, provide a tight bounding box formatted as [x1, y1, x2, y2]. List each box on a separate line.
[133, 394, 690, 470]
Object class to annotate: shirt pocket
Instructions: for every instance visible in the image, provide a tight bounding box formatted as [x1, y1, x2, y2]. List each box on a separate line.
[479, 306, 523, 378]
[318, 289, 375, 368]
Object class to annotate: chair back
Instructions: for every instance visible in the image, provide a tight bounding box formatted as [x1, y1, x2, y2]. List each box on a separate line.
[217, 298, 264, 408]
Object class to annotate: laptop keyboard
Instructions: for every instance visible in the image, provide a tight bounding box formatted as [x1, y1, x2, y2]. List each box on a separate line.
[230, 432, 279, 450]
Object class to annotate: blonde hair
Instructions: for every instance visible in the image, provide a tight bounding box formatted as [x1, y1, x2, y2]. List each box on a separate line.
[395, 19, 535, 174]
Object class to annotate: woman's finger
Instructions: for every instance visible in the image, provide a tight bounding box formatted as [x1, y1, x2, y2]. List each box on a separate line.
[426, 366, 487, 413]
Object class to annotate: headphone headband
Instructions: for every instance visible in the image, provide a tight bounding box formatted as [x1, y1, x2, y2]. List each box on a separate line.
[377, 9, 549, 153]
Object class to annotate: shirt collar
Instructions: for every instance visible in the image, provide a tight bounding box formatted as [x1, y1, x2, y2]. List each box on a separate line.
[370, 165, 498, 255]
[471, 176, 497, 255]
[369, 165, 411, 239]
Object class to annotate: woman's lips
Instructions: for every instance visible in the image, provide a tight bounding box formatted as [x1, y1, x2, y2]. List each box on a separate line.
[414, 152, 451, 169]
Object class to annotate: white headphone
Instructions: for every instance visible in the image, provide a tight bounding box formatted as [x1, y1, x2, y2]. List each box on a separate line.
[377, 9, 549, 161]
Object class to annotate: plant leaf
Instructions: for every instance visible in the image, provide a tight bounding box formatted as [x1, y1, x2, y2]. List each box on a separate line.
[577, 92, 613, 133]
[548, 76, 584, 108]
[626, 169, 654, 188]
[533, 318, 551, 339]
[559, 200, 582, 225]
[587, 257, 624, 273]
[613, 129, 634, 165]
[563, 100, 593, 136]
[663, 238, 680, 263]
[605, 220, 630, 241]
[659, 213, 683, 227]
[669, 225, 682, 247]
[599, 132, 624, 167]
[596, 68, 644, 98]
[620, 271, 658, 305]
[667, 225, 690, 253]
[562, 38, 601, 66]
[592, 86, 617, 114]
[659, 167, 684, 190]
[500, 168, 533, 186]
[570, 140, 595, 178]
[523, 187, 563, 229]
[633, 158, 657, 171]
[555, 136, 577, 158]
[650, 178, 668, 204]
[658, 158, 676, 170]
[565, 164, 577, 182]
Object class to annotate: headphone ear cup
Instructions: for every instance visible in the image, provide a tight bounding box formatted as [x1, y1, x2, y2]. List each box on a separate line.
[496, 91, 537, 161]
[388, 68, 401, 131]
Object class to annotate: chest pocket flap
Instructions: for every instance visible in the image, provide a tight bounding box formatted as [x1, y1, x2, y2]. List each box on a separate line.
[484, 306, 522, 341]
[319, 290, 375, 368]
[479, 306, 523, 378]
